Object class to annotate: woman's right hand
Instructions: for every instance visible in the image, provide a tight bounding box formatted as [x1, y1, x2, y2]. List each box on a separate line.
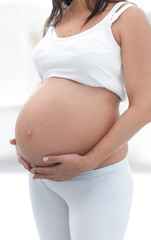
[10, 138, 32, 171]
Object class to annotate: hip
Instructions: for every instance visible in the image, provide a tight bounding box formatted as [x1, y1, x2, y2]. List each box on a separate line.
[36, 155, 134, 202]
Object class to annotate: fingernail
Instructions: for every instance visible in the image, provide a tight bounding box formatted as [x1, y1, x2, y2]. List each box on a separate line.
[31, 169, 35, 173]
[43, 157, 48, 162]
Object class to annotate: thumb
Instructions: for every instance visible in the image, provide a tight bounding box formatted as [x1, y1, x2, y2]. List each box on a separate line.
[43, 155, 65, 163]
[10, 138, 16, 145]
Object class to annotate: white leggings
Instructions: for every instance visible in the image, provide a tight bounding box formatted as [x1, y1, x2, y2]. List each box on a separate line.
[28, 156, 134, 240]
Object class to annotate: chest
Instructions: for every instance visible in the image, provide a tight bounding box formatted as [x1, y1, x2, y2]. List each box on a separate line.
[32, 24, 121, 72]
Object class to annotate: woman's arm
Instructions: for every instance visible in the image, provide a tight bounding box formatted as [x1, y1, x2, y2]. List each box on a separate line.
[83, 7, 151, 169]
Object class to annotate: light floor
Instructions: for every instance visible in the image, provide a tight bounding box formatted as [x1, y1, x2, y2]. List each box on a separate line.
[0, 170, 151, 240]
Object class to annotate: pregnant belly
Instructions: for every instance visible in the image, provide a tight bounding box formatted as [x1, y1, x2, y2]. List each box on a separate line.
[15, 77, 120, 167]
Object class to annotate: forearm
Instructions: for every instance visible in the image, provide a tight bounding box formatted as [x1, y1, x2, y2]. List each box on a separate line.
[84, 105, 151, 168]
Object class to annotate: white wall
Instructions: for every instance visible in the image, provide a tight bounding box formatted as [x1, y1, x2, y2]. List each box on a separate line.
[0, 0, 52, 107]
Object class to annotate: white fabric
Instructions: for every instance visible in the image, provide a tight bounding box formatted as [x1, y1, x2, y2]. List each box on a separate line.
[29, 156, 134, 240]
[32, 1, 135, 102]
[110, 3, 136, 23]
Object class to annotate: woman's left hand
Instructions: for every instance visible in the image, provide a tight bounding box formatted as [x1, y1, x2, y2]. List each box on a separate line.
[31, 153, 92, 181]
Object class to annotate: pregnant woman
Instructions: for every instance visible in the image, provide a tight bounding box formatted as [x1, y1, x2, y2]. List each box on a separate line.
[10, 0, 151, 239]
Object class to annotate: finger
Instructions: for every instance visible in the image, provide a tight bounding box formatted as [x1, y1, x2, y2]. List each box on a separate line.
[43, 155, 63, 164]
[10, 138, 16, 145]
[31, 165, 57, 175]
[32, 174, 52, 179]
[14, 145, 32, 170]
[19, 156, 32, 170]
[33, 174, 62, 181]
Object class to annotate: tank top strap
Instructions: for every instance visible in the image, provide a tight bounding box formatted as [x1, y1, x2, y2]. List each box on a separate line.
[106, 1, 137, 24]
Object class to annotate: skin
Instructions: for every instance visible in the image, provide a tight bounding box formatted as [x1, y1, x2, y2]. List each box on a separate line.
[10, 1, 151, 181]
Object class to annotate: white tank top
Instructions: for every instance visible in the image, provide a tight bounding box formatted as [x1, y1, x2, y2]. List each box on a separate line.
[32, 1, 135, 102]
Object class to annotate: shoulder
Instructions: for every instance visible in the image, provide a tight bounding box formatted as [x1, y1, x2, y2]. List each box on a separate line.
[117, 6, 151, 107]
[119, 5, 151, 36]
[120, 4, 146, 18]
[111, 4, 151, 47]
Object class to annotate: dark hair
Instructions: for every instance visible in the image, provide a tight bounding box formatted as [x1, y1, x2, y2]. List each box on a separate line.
[42, 0, 125, 37]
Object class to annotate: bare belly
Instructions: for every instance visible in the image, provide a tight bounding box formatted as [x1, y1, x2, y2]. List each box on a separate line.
[15, 77, 128, 168]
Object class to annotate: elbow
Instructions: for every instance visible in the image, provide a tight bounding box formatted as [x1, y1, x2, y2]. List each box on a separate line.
[129, 101, 151, 124]
[140, 106, 151, 124]
[128, 91, 151, 124]
[146, 106, 151, 123]
[142, 101, 151, 123]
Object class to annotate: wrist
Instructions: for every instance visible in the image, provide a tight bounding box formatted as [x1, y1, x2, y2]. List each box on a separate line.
[81, 152, 98, 172]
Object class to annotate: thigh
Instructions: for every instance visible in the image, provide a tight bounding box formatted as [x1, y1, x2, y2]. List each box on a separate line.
[68, 160, 134, 240]
[28, 172, 71, 240]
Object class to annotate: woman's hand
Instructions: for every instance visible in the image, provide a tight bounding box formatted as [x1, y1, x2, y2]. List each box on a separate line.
[10, 138, 32, 171]
[31, 153, 92, 182]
